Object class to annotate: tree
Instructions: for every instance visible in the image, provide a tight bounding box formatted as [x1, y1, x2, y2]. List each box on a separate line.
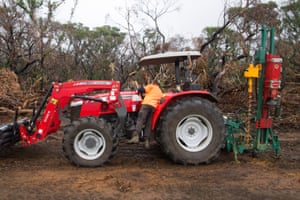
[279, 0, 300, 81]
[135, 0, 180, 53]
[0, 1, 28, 73]
[61, 23, 126, 80]
[114, 0, 180, 86]
[87, 25, 126, 80]
[16, 0, 65, 84]
[197, 1, 281, 94]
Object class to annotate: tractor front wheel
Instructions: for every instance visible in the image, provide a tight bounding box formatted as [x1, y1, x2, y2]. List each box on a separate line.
[63, 117, 118, 167]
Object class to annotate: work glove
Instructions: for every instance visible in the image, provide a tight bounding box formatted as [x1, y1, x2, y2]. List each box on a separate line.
[137, 87, 145, 95]
[137, 87, 145, 99]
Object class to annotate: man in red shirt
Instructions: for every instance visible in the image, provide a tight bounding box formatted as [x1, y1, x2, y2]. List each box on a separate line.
[128, 80, 163, 148]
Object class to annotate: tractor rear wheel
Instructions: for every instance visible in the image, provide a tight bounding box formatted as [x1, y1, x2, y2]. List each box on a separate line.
[159, 97, 225, 165]
[63, 117, 118, 167]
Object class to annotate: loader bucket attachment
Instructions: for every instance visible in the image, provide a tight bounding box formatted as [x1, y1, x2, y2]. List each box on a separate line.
[0, 119, 27, 149]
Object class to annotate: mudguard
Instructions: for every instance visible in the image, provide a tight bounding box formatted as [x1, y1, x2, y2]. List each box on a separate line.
[151, 91, 217, 130]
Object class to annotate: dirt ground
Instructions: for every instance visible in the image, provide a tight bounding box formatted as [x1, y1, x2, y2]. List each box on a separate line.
[0, 129, 299, 200]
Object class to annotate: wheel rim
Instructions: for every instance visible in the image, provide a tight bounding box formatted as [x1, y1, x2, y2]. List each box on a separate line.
[74, 129, 106, 160]
[176, 114, 213, 152]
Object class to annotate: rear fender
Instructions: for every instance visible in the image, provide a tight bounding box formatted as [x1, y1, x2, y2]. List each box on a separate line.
[151, 91, 217, 130]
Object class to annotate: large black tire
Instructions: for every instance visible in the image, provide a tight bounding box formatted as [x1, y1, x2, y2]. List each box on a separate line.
[159, 97, 226, 165]
[63, 117, 118, 167]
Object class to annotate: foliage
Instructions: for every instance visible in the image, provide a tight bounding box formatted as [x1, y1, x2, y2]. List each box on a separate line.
[57, 23, 126, 80]
[0, 0, 298, 94]
[195, 1, 283, 94]
[278, 0, 300, 81]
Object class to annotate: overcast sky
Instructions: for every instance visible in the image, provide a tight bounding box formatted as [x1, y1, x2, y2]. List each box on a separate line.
[55, 0, 227, 38]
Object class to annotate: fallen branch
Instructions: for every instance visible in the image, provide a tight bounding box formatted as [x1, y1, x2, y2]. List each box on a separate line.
[0, 107, 15, 115]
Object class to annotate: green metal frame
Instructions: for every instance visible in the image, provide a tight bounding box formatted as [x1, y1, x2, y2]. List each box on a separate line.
[226, 27, 280, 161]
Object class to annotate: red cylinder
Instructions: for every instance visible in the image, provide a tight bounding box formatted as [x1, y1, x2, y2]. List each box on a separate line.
[263, 54, 282, 102]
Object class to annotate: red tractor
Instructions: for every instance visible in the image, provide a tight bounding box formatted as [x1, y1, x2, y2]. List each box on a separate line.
[0, 51, 226, 167]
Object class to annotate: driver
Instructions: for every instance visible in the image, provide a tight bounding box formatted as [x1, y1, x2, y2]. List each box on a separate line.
[128, 80, 163, 149]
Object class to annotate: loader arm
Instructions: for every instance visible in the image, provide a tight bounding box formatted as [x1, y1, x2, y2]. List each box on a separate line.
[19, 80, 121, 145]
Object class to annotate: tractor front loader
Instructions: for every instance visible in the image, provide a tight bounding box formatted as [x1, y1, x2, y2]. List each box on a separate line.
[0, 80, 126, 166]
